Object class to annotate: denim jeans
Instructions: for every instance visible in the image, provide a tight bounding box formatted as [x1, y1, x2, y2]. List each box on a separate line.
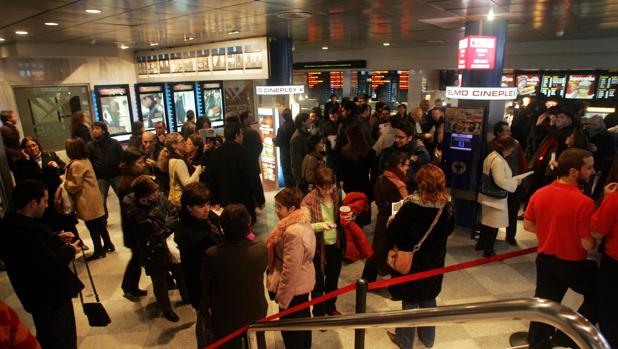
[97, 176, 119, 220]
[395, 298, 437, 349]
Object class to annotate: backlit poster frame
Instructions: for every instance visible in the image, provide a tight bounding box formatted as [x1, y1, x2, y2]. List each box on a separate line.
[135, 83, 169, 131]
[201, 81, 225, 128]
[565, 73, 597, 100]
[170, 82, 197, 130]
[93, 84, 134, 141]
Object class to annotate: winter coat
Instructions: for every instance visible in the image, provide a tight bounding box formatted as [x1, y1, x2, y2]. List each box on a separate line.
[387, 194, 455, 302]
[64, 158, 105, 222]
[71, 124, 91, 143]
[379, 140, 431, 191]
[88, 134, 123, 179]
[342, 192, 373, 261]
[0, 212, 84, 313]
[242, 125, 264, 174]
[336, 149, 378, 202]
[290, 129, 309, 185]
[478, 151, 518, 228]
[300, 151, 324, 193]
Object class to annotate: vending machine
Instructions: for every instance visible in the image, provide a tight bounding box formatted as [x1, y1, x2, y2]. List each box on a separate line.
[170, 82, 197, 131]
[200, 81, 225, 128]
[135, 83, 171, 131]
[93, 84, 135, 141]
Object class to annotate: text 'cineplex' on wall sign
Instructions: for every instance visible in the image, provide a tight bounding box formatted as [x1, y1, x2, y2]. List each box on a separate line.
[457, 36, 497, 70]
[256, 85, 305, 95]
[445, 86, 518, 100]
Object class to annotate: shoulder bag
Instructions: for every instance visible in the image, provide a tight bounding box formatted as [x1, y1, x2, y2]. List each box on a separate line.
[167, 159, 182, 207]
[479, 156, 508, 199]
[387, 206, 443, 274]
[72, 250, 111, 327]
[54, 164, 75, 215]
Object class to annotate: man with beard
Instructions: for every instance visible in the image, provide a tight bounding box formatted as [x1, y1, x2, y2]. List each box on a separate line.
[379, 121, 430, 192]
[524, 148, 598, 349]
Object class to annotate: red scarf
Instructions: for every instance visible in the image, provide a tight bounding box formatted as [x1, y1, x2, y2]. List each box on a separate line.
[383, 170, 409, 198]
[265, 208, 311, 271]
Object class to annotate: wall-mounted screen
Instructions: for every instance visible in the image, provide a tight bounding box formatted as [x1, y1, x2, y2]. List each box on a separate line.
[596, 73, 618, 99]
[516, 74, 540, 95]
[566, 74, 596, 99]
[94, 85, 134, 138]
[136, 84, 167, 130]
[201, 82, 225, 127]
[540, 73, 567, 97]
[501, 74, 515, 87]
[171, 83, 197, 128]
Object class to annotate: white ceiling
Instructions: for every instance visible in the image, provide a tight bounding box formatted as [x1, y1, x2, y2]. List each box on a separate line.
[1, 0, 618, 53]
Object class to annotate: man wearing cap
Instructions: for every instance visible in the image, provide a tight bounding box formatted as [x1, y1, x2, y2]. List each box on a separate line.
[524, 148, 598, 349]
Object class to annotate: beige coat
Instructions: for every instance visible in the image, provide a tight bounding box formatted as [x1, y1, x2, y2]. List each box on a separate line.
[477, 151, 518, 228]
[266, 221, 316, 309]
[168, 158, 202, 206]
[64, 159, 105, 222]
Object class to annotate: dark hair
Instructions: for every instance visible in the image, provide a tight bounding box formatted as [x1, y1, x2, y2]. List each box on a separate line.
[196, 116, 211, 130]
[330, 94, 337, 99]
[13, 179, 47, 210]
[359, 104, 370, 114]
[493, 137, 516, 155]
[122, 147, 145, 170]
[315, 167, 336, 187]
[188, 134, 204, 159]
[342, 124, 370, 160]
[70, 111, 86, 133]
[328, 106, 339, 115]
[181, 182, 211, 217]
[398, 104, 407, 111]
[382, 106, 391, 112]
[557, 148, 593, 177]
[65, 137, 90, 160]
[220, 204, 251, 242]
[294, 113, 310, 130]
[186, 110, 195, 121]
[395, 121, 414, 137]
[224, 123, 242, 142]
[225, 115, 240, 125]
[132, 121, 144, 136]
[1, 110, 13, 123]
[21, 136, 43, 152]
[92, 121, 108, 133]
[342, 100, 357, 115]
[385, 151, 409, 170]
[375, 101, 385, 111]
[239, 111, 251, 123]
[274, 187, 304, 210]
[493, 121, 509, 138]
[154, 121, 166, 130]
[131, 175, 158, 199]
[311, 106, 322, 118]
[305, 135, 322, 153]
[282, 108, 293, 121]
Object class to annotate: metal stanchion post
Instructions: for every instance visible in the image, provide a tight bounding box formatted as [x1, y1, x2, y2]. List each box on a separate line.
[354, 279, 368, 349]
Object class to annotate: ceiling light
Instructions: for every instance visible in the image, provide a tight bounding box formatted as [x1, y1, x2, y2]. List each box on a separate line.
[322, 46, 328, 50]
[45, 22, 59, 26]
[85, 9, 102, 14]
[277, 10, 312, 20]
[227, 30, 240, 35]
[487, 8, 495, 21]
[150, 42, 159, 47]
[15, 31, 28, 35]
[120, 44, 129, 50]
[188, 37, 194, 41]
[0, 38, 5, 42]
[383, 42, 390, 46]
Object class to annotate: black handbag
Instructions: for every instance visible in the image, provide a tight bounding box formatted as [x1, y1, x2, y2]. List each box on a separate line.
[73, 250, 111, 327]
[480, 156, 508, 199]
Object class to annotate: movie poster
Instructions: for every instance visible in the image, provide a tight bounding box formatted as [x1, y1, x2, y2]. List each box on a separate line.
[173, 84, 196, 126]
[244, 44, 262, 69]
[202, 83, 224, 127]
[138, 85, 166, 130]
[100, 94, 131, 135]
[227, 46, 244, 70]
[211, 48, 226, 71]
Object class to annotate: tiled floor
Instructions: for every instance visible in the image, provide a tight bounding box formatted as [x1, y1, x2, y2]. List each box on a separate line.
[0, 190, 588, 349]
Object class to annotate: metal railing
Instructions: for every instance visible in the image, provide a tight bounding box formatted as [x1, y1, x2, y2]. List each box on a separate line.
[247, 298, 610, 349]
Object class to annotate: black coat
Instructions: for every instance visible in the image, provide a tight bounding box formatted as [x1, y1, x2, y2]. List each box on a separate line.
[242, 126, 263, 172]
[274, 119, 295, 164]
[0, 212, 84, 313]
[387, 199, 455, 302]
[88, 134, 123, 179]
[71, 124, 91, 143]
[336, 149, 378, 200]
[204, 141, 265, 215]
[173, 212, 222, 310]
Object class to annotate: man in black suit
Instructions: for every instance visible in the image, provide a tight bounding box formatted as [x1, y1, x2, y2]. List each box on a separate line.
[204, 123, 265, 223]
[0, 180, 83, 349]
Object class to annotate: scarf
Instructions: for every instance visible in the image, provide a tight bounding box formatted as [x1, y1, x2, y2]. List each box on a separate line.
[169, 149, 195, 175]
[383, 170, 409, 198]
[265, 208, 311, 271]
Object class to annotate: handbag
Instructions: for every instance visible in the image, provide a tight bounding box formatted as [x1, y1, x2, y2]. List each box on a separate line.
[387, 206, 443, 274]
[73, 250, 111, 327]
[167, 160, 182, 207]
[480, 156, 508, 199]
[54, 165, 75, 215]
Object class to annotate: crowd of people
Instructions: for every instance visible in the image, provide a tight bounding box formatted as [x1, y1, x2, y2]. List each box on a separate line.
[0, 91, 616, 349]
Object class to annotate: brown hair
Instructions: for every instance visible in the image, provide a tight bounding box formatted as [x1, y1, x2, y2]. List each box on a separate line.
[557, 148, 593, 177]
[158, 132, 183, 172]
[65, 137, 90, 160]
[220, 204, 251, 242]
[274, 187, 304, 209]
[416, 164, 450, 204]
[342, 124, 370, 160]
[315, 167, 336, 187]
[180, 182, 211, 217]
[493, 136, 516, 155]
[1, 110, 14, 123]
[70, 111, 86, 133]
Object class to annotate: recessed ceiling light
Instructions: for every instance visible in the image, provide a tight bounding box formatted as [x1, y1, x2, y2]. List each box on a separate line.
[85, 9, 102, 14]
[487, 8, 495, 21]
[227, 30, 240, 35]
[322, 46, 328, 50]
[45, 22, 59, 26]
[383, 42, 390, 46]
[119, 44, 129, 50]
[150, 42, 159, 47]
[0, 38, 5, 42]
[15, 31, 28, 35]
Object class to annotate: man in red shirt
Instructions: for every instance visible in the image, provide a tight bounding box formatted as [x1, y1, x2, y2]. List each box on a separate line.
[524, 148, 597, 349]
[591, 182, 618, 348]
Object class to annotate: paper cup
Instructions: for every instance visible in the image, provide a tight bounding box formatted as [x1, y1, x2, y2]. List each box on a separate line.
[339, 205, 352, 225]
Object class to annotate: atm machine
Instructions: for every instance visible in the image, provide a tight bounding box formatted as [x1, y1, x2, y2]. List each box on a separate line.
[170, 82, 197, 131]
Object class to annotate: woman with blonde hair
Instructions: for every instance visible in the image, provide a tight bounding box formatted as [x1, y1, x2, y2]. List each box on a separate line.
[161, 132, 202, 207]
[386, 164, 455, 349]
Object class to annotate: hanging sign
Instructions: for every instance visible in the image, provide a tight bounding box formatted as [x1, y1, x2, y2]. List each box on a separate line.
[446, 86, 518, 100]
[256, 85, 305, 95]
[457, 36, 497, 70]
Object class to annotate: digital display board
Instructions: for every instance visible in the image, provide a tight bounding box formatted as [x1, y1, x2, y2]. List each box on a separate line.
[399, 71, 409, 91]
[566, 74, 596, 99]
[457, 36, 496, 70]
[501, 74, 514, 87]
[516, 74, 540, 95]
[329, 71, 344, 89]
[596, 74, 618, 99]
[307, 71, 327, 89]
[370, 71, 390, 90]
[540, 73, 567, 97]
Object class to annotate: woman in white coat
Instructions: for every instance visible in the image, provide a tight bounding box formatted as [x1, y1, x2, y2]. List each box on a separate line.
[477, 137, 521, 257]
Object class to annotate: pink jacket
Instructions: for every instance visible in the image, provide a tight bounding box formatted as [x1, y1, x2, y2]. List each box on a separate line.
[266, 222, 316, 309]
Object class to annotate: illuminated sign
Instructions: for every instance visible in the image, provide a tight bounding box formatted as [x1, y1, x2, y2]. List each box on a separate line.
[256, 85, 305, 95]
[445, 86, 518, 100]
[501, 74, 514, 87]
[307, 72, 326, 89]
[597, 74, 618, 99]
[329, 71, 344, 89]
[540, 73, 567, 97]
[566, 74, 596, 99]
[516, 74, 540, 95]
[457, 36, 496, 70]
[399, 71, 409, 91]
